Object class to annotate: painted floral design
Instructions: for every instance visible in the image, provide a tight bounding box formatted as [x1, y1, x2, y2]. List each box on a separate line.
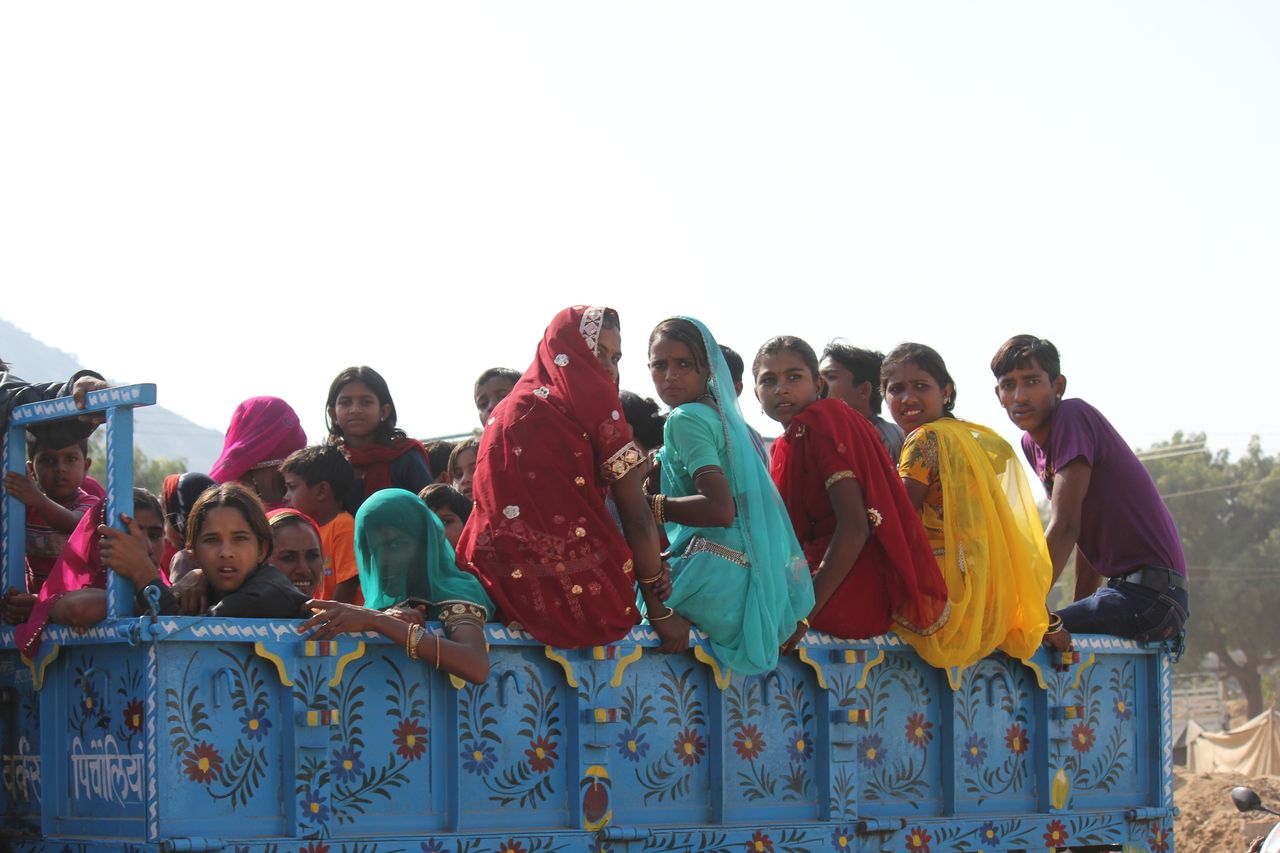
[744, 830, 773, 852]
[858, 734, 884, 767]
[1004, 723, 1028, 755]
[1043, 819, 1068, 847]
[182, 741, 223, 784]
[733, 724, 766, 761]
[1114, 695, 1133, 721]
[299, 787, 330, 824]
[496, 840, 527, 853]
[961, 734, 987, 768]
[331, 747, 364, 783]
[525, 736, 559, 773]
[977, 821, 999, 846]
[123, 699, 143, 733]
[81, 689, 100, 715]
[674, 727, 707, 767]
[420, 842, 449, 853]
[830, 826, 853, 849]
[617, 727, 650, 762]
[1071, 722, 1096, 753]
[904, 712, 933, 748]
[462, 740, 497, 775]
[904, 826, 932, 852]
[299, 844, 330, 853]
[785, 731, 813, 762]
[393, 718, 428, 761]
[239, 706, 271, 741]
[1149, 825, 1170, 853]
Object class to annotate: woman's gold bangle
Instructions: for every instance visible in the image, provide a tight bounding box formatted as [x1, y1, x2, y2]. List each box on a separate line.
[649, 493, 666, 525]
[405, 624, 422, 660]
[800, 617, 811, 628]
[649, 607, 676, 622]
[638, 573, 661, 586]
[434, 634, 442, 670]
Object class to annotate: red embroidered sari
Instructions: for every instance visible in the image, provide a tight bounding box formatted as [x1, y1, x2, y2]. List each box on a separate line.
[769, 398, 948, 639]
[457, 306, 645, 647]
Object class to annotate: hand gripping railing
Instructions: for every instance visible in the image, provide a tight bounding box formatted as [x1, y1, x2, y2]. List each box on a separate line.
[4, 384, 158, 619]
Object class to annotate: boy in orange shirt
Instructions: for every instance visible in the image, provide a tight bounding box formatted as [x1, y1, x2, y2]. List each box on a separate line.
[280, 446, 360, 603]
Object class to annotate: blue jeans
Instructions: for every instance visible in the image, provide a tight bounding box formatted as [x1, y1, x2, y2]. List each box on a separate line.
[1056, 577, 1189, 641]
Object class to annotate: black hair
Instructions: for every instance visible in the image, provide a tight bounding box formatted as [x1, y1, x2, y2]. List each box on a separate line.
[280, 445, 355, 502]
[822, 343, 887, 414]
[133, 487, 163, 520]
[473, 367, 522, 398]
[719, 346, 745, 390]
[418, 483, 473, 523]
[26, 432, 90, 462]
[990, 334, 1061, 381]
[424, 440, 457, 481]
[752, 336, 822, 386]
[881, 342, 957, 415]
[448, 437, 478, 477]
[648, 318, 710, 375]
[619, 391, 666, 451]
[325, 366, 404, 446]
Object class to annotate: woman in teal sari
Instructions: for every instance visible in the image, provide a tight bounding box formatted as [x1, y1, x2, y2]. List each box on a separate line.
[300, 489, 494, 684]
[645, 317, 814, 676]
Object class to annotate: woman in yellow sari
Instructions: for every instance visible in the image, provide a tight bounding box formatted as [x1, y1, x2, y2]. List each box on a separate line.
[882, 343, 1054, 687]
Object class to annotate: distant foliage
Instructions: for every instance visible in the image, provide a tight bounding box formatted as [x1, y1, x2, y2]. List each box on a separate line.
[87, 434, 187, 497]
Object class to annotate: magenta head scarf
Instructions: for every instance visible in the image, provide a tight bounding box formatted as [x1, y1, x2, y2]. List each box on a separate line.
[210, 397, 307, 484]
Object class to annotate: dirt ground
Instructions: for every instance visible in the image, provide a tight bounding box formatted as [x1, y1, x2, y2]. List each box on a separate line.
[1174, 766, 1280, 853]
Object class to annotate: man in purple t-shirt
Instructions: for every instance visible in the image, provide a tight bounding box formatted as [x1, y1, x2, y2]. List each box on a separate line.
[991, 335, 1188, 642]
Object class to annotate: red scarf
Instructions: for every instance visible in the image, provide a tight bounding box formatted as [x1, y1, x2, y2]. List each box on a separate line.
[345, 436, 431, 495]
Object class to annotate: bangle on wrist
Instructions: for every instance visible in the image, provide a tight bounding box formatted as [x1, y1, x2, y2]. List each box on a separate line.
[649, 607, 676, 622]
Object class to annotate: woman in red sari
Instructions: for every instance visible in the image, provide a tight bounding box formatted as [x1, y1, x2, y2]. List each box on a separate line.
[754, 336, 949, 646]
[457, 306, 682, 650]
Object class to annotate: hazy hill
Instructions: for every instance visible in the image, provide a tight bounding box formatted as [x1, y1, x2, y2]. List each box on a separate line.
[1, 317, 223, 471]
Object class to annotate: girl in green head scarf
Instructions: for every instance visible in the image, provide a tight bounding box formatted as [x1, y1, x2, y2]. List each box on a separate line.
[299, 489, 494, 684]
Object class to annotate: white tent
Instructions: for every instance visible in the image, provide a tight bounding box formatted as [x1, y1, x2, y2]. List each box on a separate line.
[1187, 707, 1280, 776]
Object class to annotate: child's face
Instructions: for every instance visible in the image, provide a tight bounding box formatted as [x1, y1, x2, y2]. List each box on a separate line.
[30, 444, 89, 503]
[431, 507, 464, 548]
[194, 507, 268, 595]
[134, 506, 167, 568]
[883, 361, 951, 435]
[332, 381, 390, 443]
[475, 376, 516, 426]
[995, 359, 1063, 435]
[648, 335, 708, 408]
[450, 449, 477, 500]
[595, 326, 622, 387]
[283, 472, 325, 519]
[819, 357, 872, 419]
[273, 522, 324, 596]
[754, 350, 822, 427]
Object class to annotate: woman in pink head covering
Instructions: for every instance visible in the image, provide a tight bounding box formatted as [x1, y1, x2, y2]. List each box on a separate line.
[210, 397, 307, 510]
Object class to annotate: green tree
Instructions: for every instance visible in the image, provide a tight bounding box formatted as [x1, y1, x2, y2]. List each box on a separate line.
[1145, 433, 1280, 717]
[86, 435, 187, 498]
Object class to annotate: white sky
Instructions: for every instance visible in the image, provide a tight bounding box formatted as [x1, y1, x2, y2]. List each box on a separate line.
[3, 2, 1278, 464]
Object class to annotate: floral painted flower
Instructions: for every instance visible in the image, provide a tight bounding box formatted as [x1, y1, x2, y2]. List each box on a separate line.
[182, 741, 223, 784]
[331, 747, 364, 783]
[857, 734, 884, 767]
[463, 740, 497, 776]
[904, 826, 931, 852]
[1004, 723, 1028, 755]
[1148, 825, 1170, 853]
[977, 821, 1000, 846]
[525, 736, 559, 773]
[744, 830, 773, 852]
[829, 826, 854, 849]
[1114, 696, 1133, 721]
[239, 706, 271, 741]
[616, 727, 650, 762]
[123, 699, 144, 733]
[299, 844, 330, 853]
[299, 787, 330, 824]
[393, 718, 428, 761]
[733, 725, 766, 761]
[673, 728, 706, 767]
[1043, 819, 1068, 847]
[785, 731, 813, 762]
[496, 840, 526, 853]
[1071, 722, 1096, 753]
[420, 842, 449, 853]
[961, 734, 987, 768]
[904, 712, 933, 748]
[80, 689, 99, 714]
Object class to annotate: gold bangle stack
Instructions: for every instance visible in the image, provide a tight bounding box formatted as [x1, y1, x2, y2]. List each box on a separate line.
[649, 607, 676, 622]
[405, 624, 424, 660]
[637, 573, 661, 586]
[434, 634, 442, 670]
[1047, 613, 1064, 634]
[649, 493, 666, 525]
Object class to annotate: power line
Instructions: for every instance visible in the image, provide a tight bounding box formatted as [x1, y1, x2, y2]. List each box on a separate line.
[1161, 478, 1280, 499]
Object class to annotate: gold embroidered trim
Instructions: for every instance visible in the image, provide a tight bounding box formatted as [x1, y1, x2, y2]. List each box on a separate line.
[824, 470, 855, 489]
[893, 598, 952, 638]
[437, 600, 489, 629]
[580, 306, 605, 354]
[600, 441, 644, 482]
[685, 535, 750, 569]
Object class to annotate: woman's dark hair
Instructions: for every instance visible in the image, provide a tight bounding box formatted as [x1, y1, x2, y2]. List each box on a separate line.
[619, 391, 666, 451]
[166, 472, 217, 535]
[822, 343, 887, 415]
[184, 482, 273, 561]
[601, 309, 620, 332]
[990, 334, 1061, 380]
[648, 318, 710, 375]
[881, 343, 957, 415]
[448, 437, 478, 476]
[418, 483, 473, 523]
[325, 366, 404, 445]
[424, 440, 456, 480]
[133, 487, 163, 520]
[751, 336, 823, 391]
[473, 367, 521, 397]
